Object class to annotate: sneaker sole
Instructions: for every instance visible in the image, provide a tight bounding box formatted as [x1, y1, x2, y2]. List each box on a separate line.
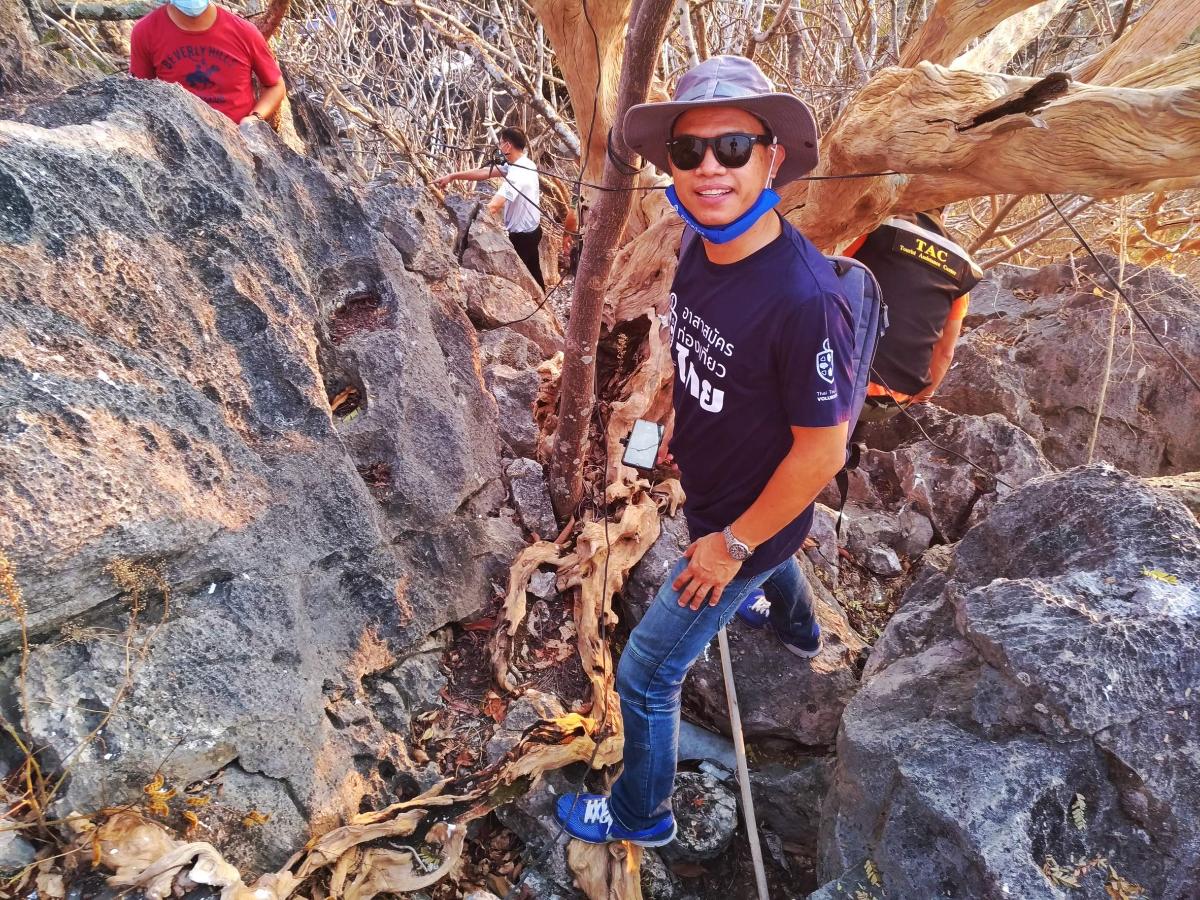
[629, 820, 677, 848]
[782, 639, 822, 659]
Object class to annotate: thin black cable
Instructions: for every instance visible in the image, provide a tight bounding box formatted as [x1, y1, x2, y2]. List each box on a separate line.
[1043, 193, 1200, 394]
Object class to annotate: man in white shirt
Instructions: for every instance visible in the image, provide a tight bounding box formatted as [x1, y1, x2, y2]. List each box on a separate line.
[435, 126, 544, 289]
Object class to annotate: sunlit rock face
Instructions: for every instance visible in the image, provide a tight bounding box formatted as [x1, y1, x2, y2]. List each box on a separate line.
[0, 76, 546, 870]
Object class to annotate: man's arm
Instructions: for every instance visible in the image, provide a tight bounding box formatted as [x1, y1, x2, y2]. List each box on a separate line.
[673, 423, 847, 609]
[485, 192, 507, 218]
[244, 77, 286, 124]
[129, 24, 154, 78]
[434, 166, 502, 188]
[911, 293, 968, 403]
[242, 19, 285, 124]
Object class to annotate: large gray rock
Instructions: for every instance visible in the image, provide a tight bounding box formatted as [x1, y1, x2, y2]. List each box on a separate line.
[487, 364, 542, 458]
[890, 407, 1055, 540]
[938, 257, 1200, 476]
[0, 78, 522, 851]
[623, 515, 868, 748]
[506, 458, 558, 539]
[661, 770, 738, 864]
[751, 758, 833, 857]
[817, 465, 1200, 899]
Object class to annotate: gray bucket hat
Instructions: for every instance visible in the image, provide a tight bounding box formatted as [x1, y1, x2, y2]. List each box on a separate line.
[623, 55, 819, 186]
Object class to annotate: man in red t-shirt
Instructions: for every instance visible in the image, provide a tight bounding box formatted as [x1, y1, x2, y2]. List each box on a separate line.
[130, 0, 285, 126]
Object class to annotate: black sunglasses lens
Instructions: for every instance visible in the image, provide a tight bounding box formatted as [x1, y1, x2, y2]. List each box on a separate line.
[668, 137, 705, 170]
[715, 134, 755, 167]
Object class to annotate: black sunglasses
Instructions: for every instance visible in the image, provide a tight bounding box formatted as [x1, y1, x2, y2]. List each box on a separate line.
[665, 132, 774, 170]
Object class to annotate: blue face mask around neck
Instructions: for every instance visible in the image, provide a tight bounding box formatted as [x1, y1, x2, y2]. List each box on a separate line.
[170, 0, 210, 16]
[666, 184, 781, 245]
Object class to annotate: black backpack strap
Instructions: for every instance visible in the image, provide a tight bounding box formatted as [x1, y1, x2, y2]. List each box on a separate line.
[833, 442, 864, 540]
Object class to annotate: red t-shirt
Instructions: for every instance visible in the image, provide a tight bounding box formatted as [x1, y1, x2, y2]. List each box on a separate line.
[130, 6, 282, 123]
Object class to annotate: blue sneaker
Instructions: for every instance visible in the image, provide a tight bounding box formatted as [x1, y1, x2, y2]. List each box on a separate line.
[554, 793, 676, 846]
[779, 619, 822, 658]
[735, 589, 771, 629]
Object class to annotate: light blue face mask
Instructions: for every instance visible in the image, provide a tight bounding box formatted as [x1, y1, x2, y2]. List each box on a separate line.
[667, 141, 783, 245]
[666, 184, 781, 245]
[170, 0, 210, 16]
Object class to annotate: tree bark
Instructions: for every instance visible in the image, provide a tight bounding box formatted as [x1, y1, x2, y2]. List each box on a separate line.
[40, 1, 155, 20]
[786, 60, 1200, 248]
[1074, 0, 1200, 85]
[547, 0, 676, 520]
[528, 0, 635, 183]
[901, 0, 1049, 66]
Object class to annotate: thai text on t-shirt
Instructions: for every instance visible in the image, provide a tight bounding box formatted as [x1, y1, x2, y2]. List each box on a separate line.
[667, 219, 855, 577]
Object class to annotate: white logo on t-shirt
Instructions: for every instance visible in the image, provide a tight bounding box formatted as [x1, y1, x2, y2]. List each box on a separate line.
[816, 338, 835, 384]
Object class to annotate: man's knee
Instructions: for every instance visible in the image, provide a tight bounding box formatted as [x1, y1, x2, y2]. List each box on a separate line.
[617, 631, 684, 708]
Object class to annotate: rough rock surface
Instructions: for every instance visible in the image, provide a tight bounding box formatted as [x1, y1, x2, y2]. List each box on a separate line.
[506, 458, 558, 539]
[836, 406, 1055, 542]
[0, 78, 525, 847]
[815, 466, 1200, 899]
[622, 514, 868, 748]
[662, 770, 738, 864]
[751, 757, 833, 857]
[938, 258, 1200, 476]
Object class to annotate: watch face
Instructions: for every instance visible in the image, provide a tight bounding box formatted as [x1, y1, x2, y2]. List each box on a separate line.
[724, 529, 750, 560]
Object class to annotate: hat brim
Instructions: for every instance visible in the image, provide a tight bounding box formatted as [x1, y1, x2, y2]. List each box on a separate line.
[623, 93, 819, 185]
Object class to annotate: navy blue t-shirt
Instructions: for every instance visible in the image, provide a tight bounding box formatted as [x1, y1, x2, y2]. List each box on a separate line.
[668, 219, 854, 577]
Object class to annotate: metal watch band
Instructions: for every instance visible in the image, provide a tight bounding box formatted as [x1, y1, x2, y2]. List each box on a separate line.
[722, 525, 753, 560]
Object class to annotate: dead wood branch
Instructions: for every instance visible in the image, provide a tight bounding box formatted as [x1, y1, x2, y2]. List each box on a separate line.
[490, 540, 566, 692]
[39, 1, 154, 20]
[1075, 0, 1200, 86]
[787, 61, 1200, 248]
[949, 0, 1069, 73]
[547, 0, 677, 519]
[900, 0, 1048, 67]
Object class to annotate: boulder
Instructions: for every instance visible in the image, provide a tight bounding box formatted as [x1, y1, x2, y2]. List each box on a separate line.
[682, 556, 868, 748]
[750, 757, 833, 857]
[478, 326, 547, 372]
[0, 818, 37, 871]
[938, 257, 1200, 476]
[364, 183, 460, 282]
[890, 407, 1054, 540]
[461, 210, 544, 300]
[661, 770, 738, 864]
[506, 458, 558, 539]
[639, 848, 682, 899]
[486, 364, 542, 458]
[493, 768, 580, 896]
[817, 465, 1200, 899]
[0, 77, 522, 851]
[461, 269, 563, 358]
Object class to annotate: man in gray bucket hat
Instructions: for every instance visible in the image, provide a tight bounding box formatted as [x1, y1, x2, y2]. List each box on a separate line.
[555, 56, 855, 845]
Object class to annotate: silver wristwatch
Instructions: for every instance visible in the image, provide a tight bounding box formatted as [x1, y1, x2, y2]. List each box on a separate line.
[722, 526, 753, 561]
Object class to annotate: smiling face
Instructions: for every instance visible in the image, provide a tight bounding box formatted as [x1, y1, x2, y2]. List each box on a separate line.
[668, 106, 785, 227]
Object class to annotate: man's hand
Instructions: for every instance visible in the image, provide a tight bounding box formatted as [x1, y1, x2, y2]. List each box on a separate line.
[239, 113, 265, 127]
[673, 532, 743, 610]
[434, 174, 454, 188]
[656, 416, 675, 466]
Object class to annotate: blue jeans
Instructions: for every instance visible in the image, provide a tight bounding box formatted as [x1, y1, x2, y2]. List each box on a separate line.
[609, 554, 816, 830]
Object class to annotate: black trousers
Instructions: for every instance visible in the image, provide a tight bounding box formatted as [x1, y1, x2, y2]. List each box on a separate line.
[508, 226, 545, 290]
